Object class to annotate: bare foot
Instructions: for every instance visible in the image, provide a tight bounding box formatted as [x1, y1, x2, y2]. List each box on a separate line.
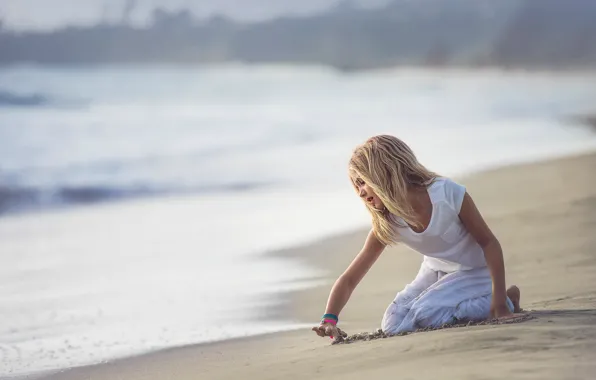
[507, 285, 522, 313]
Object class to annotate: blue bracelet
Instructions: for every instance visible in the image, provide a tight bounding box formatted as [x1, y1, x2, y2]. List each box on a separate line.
[322, 313, 338, 321]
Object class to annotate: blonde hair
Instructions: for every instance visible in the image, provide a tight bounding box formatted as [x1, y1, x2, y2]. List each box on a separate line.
[349, 135, 438, 245]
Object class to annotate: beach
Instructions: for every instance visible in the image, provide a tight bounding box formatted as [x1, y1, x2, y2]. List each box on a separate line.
[2, 0, 596, 375]
[2, 66, 596, 379]
[41, 151, 596, 379]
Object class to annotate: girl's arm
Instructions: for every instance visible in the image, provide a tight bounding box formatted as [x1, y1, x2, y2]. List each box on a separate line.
[312, 229, 386, 338]
[458, 192, 512, 318]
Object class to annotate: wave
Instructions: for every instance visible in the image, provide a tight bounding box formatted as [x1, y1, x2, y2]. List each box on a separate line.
[0, 181, 270, 216]
[0, 89, 89, 108]
[0, 90, 50, 107]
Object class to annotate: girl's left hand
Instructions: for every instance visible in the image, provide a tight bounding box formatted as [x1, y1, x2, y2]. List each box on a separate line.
[490, 302, 525, 321]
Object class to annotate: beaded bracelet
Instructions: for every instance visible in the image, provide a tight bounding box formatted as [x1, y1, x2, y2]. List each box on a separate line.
[320, 314, 339, 339]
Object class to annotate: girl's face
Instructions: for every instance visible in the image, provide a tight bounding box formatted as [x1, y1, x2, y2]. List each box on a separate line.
[354, 178, 385, 210]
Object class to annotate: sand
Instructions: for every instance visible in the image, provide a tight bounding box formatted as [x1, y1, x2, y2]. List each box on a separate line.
[44, 152, 596, 380]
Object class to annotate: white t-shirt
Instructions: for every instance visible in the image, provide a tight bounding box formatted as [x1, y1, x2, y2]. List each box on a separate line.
[397, 177, 487, 273]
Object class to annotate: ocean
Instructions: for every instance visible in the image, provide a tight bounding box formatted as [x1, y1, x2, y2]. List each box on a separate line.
[1, 64, 596, 378]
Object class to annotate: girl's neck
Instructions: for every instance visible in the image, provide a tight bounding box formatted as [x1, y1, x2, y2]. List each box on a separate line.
[404, 185, 433, 232]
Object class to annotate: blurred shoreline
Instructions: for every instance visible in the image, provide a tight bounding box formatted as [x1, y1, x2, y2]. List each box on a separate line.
[2, 64, 596, 219]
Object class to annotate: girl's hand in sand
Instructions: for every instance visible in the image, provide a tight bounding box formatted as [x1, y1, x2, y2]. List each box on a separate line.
[490, 302, 524, 321]
[312, 322, 343, 340]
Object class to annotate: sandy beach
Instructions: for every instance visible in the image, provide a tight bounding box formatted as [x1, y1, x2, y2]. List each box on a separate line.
[42, 151, 596, 380]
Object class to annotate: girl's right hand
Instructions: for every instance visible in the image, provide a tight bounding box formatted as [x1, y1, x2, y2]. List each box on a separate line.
[311, 322, 345, 340]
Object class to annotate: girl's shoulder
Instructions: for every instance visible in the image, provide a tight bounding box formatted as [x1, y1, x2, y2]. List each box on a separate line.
[430, 177, 466, 213]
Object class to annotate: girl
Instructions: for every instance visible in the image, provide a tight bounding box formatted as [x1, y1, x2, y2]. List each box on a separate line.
[313, 135, 523, 340]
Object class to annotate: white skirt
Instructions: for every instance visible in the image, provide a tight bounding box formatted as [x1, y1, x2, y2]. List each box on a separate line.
[381, 260, 513, 334]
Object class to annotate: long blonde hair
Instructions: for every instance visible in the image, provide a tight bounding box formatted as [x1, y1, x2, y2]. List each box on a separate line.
[349, 135, 438, 246]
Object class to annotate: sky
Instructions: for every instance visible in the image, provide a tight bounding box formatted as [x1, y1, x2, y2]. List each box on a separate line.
[0, 0, 390, 31]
